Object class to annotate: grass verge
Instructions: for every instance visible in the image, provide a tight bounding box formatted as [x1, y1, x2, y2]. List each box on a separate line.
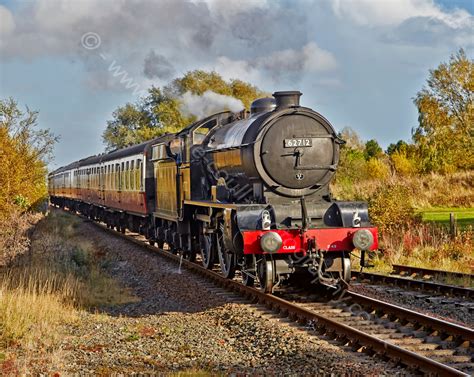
[0, 209, 138, 374]
[420, 207, 474, 229]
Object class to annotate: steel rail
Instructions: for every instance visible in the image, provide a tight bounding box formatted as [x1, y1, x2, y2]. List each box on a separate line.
[352, 270, 473, 298]
[347, 291, 474, 341]
[392, 264, 473, 281]
[67, 209, 470, 376]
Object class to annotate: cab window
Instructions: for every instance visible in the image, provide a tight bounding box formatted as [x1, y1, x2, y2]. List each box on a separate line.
[193, 119, 216, 145]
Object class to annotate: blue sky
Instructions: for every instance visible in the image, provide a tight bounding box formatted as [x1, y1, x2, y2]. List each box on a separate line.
[0, 0, 473, 169]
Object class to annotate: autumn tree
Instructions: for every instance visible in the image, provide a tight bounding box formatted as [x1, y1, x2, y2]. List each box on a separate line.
[103, 70, 265, 150]
[386, 140, 408, 155]
[334, 127, 368, 186]
[413, 49, 473, 172]
[364, 139, 383, 160]
[0, 98, 57, 217]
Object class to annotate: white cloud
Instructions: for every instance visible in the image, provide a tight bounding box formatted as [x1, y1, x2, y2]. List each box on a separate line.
[211, 42, 338, 86]
[0, 0, 217, 59]
[257, 42, 337, 74]
[204, 0, 269, 20]
[257, 42, 337, 81]
[0, 5, 15, 36]
[301, 42, 338, 72]
[212, 56, 262, 83]
[331, 0, 473, 28]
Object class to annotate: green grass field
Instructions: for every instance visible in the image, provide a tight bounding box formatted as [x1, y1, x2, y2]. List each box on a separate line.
[420, 207, 474, 229]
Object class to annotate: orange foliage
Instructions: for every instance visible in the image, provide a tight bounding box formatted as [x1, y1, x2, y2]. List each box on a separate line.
[0, 98, 56, 218]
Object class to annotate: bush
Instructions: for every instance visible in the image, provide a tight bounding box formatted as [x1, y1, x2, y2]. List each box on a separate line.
[390, 151, 417, 176]
[366, 158, 390, 180]
[368, 183, 419, 232]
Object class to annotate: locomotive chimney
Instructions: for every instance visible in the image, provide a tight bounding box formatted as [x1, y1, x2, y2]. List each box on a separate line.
[273, 91, 302, 108]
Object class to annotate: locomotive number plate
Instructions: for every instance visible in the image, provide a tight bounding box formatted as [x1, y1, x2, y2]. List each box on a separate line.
[284, 138, 312, 148]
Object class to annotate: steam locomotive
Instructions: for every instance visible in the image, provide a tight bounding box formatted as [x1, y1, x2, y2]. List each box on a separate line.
[48, 91, 378, 292]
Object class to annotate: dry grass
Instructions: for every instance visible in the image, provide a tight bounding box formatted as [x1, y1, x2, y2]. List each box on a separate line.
[332, 170, 474, 208]
[0, 274, 78, 349]
[0, 211, 42, 267]
[368, 224, 474, 275]
[6, 210, 138, 308]
[336, 171, 474, 274]
[0, 209, 138, 373]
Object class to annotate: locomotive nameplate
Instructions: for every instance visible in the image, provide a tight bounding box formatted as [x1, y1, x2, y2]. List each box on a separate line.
[284, 138, 312, 148]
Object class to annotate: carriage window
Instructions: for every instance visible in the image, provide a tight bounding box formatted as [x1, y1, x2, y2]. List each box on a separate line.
[136, 159, 142, 191]
[125, 161, 130, 190]
[116, 163, 120, 190]
[109, 165, 112, 190]
[130, 161, 135, 190]
[120, 163, 123, 190]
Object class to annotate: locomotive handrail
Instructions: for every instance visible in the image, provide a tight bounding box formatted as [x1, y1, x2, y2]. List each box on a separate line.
[295, 164, 337, 171]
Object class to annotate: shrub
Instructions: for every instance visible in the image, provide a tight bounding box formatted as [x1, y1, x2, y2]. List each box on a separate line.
[334, 147, 368, 192]
[368, 183, 418, 232]
[366, 158, 390, 180]
[390, 151, 417, 176]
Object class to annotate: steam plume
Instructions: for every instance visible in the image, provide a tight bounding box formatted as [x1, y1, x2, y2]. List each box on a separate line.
[179, 90, 244, 119]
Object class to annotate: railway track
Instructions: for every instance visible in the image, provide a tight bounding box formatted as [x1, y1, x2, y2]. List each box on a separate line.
[392, 264, 473, 282]
[67, 209, 473, 376]
[352, 269, 473, 298]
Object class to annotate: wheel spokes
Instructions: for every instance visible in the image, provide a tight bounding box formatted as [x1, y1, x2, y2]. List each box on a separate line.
[216, 230, 235, 279]
[241, 255, 255, 287]
[257, 257, 274, 293]
[200, 234, 214, 269]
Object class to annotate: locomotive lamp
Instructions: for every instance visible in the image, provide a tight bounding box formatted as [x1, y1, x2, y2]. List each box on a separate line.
[352, 229, 374, 250]
[260, 232, 283, 253]
[262, 210, 272, 230]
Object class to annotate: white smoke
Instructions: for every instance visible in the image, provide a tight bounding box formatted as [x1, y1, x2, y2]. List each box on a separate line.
[179, 90, 244, 119]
